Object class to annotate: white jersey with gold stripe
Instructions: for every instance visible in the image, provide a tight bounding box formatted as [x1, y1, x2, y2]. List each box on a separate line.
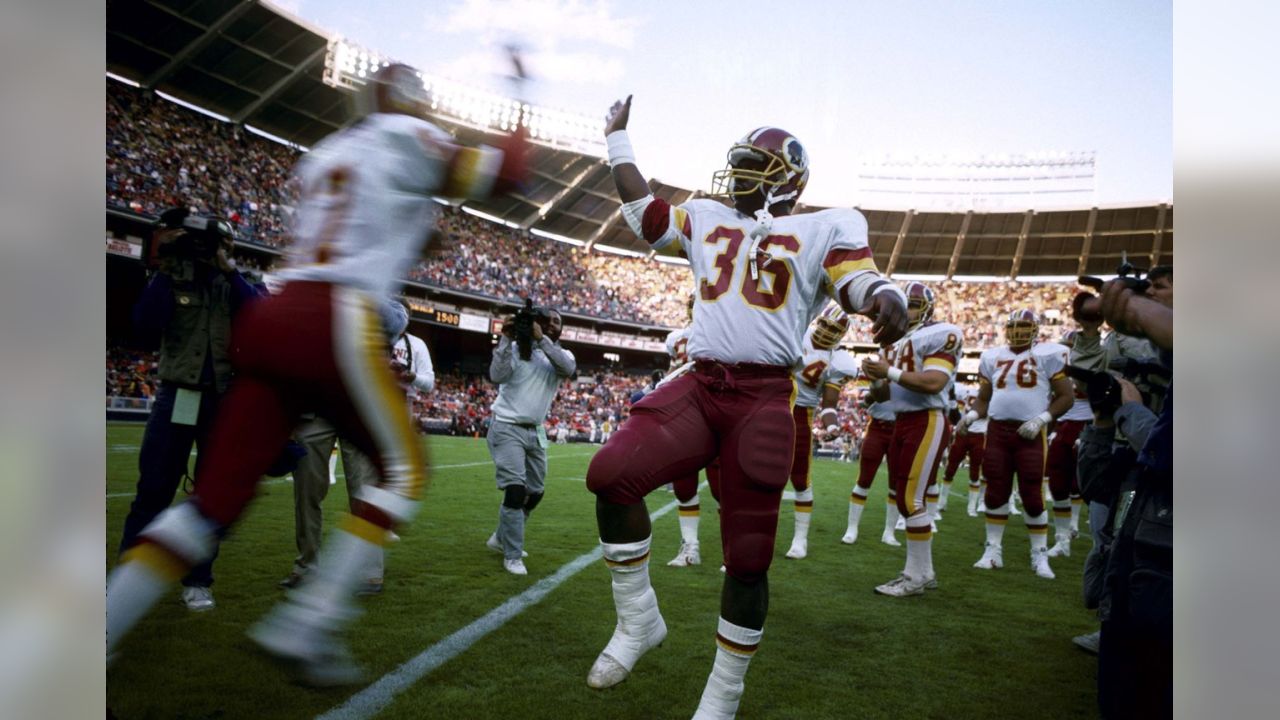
[647, 201, 884, 366]
[885, 321, 963, 412]
[979, 342, 1069, 422]
[793, 331, 859, 408]
[665, 326, 692, 366]
[282, 112, 504, 300]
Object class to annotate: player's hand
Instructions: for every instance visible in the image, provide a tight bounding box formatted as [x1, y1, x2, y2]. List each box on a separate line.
[860, 290, 908, 345]
[861, 355, 890, 380]
[1017, 411, 1052, 440]
[531, 320, 544, 341]
[604, 95, 632, 136]
[1116, 377, 1143, 405]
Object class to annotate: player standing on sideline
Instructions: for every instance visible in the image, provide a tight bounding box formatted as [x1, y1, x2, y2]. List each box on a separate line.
[950, 387, 988, 517]
[971, 310, 1074, 579]
[842, 389, 898, 545]
[784, 304, 858, 560]
[861, 282, 961, 596]
[585, 96, 907, 719]
[105, 56, 530, 683]
[1045, 329, 1092, 557]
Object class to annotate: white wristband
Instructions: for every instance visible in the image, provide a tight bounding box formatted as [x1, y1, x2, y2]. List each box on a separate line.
[1036, 410, 1054, 425]
[606, 130, 636, 168]
[886, 366, 904, 383]
[964, 410, 979, 424]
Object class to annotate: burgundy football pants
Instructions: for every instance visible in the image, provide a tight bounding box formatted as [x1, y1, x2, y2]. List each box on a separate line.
[191, 281, 427, 531]
[1046, 419, 1087, 501]
[980, 420, 1045, 516]
[856, 418, 895, 490]
[587, 362, 795, 583]
[943, 432, 985, 485]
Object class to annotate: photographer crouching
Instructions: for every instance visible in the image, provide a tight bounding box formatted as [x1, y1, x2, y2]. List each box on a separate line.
[117, 208, 263, 611]
[1072, 265, 1172, 719]
[486, 301, 576, 575]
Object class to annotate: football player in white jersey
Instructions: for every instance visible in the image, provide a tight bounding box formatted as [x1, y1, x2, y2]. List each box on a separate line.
[1045, 329, 1093, 556]
[948, 385, 988, 517]
[969, 309, 1074, 579]
[861, 282, 962, 596]
[784, 304, 859, 560]
[585, 96, 907, 719]
[105, 59, 529, 682]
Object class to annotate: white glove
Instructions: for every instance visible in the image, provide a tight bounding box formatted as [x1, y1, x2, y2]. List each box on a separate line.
[955, 410, 978, 434]
[1017, 411, 1053, 440]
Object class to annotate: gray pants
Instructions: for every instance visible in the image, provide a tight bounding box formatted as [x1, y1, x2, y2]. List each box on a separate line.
[487, 420, 547, 561]
[291, 416, 384, 581]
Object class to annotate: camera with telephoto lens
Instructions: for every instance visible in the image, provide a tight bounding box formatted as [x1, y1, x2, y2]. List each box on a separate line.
[1064, 364, 1125, 417]
[1072, 253, 1151, 323]
[145, 206, 236, 266]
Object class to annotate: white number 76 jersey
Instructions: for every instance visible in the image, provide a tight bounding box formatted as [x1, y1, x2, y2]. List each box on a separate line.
[979, 342, 1069, 422]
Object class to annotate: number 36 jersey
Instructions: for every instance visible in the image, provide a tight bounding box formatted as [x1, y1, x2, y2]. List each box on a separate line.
[978, 342, 1069, 422]
[646, 200, 885, 367]
[793, 330, 860, 409]
[885, 321, 963, 412]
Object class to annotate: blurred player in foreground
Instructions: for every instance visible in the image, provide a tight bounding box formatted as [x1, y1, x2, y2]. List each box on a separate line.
[106, 55, 529, 684]
[584, 95, 907, 719]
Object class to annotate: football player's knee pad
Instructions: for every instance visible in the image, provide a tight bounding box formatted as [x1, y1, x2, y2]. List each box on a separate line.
[353, 484, 420, 526]
[723, 537, 774, 584]
[523, 491, 544, 513]
[503, 484, 528, 510]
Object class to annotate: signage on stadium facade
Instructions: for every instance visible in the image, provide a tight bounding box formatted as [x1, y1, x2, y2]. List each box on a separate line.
[106, 236, 141, 258]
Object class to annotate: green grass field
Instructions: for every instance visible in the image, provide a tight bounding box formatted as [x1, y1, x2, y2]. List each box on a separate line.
[106, 422, 1099, 720]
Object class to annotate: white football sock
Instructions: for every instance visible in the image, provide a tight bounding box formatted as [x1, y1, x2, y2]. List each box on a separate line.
[883, 499, 900, 537]
[1070, 496, 1082, 532]
[985, 503, 1009, 548]
[677, 498, 701, 546]
[693, 618, 762, 720]
[791, 488, 813, 546]
[601, 536, 661, 650]
[847, 489, 868, 531]
[1026, 512, 1050, 552]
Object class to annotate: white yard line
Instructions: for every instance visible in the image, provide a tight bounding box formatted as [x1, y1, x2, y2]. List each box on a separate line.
[317, 484, 701, 720]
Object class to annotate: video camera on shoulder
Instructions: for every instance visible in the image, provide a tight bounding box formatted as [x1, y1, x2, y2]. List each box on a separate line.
[145, 206, 236, 267]
[1072, 252, 1150, 323]
[1064, 364, 1124, 418]
[510, 298, 553, 361]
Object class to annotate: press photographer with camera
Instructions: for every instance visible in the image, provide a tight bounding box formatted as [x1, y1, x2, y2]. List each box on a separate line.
[1071, 264, 1172, 719]
[486, 301, 576, 575]
[117, 207, 262, 611]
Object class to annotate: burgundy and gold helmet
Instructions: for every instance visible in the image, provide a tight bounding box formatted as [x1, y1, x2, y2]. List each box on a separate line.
[355, 63, 429, 120]
[709, 127, 810, 214]
[1005, 309, 1040, 349]
[903, 281, 936, 331]
[810, 304, 850, 349]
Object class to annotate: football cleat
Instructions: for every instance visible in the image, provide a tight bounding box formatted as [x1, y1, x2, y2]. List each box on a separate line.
[1031, 548, 1056, 579]
[874, 573, 931, 597]
[1073, 630, 1101, 655]
[181, 586, 215, 612]
[503, 558, 528, 576]
[248, 605, 364, 687]
[973, 543, 1004, 570]
[667, 541, 702, 567]
[1047, 535, 1072, 558]
[840, 527, 858, 545]
[486, 532, 528, 558]
[784, 539, 808, 560]
[880, 533, 902, 547]
[587, 615, 667, 689]
[278, 570, 308, 590]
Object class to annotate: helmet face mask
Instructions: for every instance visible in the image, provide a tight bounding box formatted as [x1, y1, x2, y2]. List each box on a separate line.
[810, 305, 850, 349]
[709, 127, 809, 216]
[1005, 309, 1039, 349]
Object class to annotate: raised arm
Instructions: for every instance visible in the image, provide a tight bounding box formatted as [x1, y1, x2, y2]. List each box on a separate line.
[603, 96, 650, 202]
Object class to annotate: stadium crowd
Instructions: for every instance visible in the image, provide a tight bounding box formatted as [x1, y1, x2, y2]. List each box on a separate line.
[106, 78, 1087, 338]
[105, 345, 158, 400]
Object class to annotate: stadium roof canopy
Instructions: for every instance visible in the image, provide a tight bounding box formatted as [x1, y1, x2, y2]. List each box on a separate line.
[107, 0, 1171, 275]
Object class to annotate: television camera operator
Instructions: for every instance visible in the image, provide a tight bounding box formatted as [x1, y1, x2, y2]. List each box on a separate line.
[116, 207, 263, 611]
[1071, 264, 1172, 719]
[485, 301, 576, 575]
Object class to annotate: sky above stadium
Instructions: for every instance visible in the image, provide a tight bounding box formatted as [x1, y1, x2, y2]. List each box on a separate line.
[268, 0, 1171, 209]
